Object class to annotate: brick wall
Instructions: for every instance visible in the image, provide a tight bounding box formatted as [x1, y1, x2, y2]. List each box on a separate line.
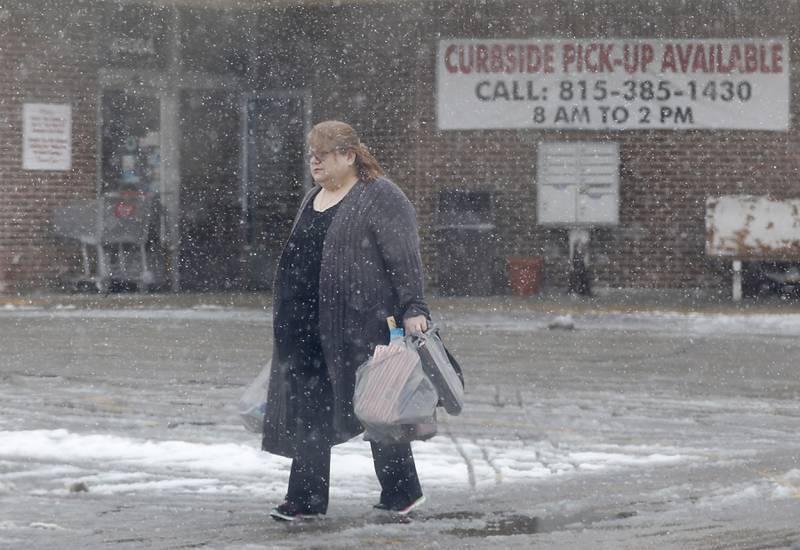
[258, 0, 800, 292]
[405, 0, 800, 291]
[2, 0, 799, 293]
[0, 2, 98, 291]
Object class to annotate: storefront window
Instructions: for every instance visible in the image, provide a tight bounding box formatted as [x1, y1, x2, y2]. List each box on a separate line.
[101, 91, 161, 195]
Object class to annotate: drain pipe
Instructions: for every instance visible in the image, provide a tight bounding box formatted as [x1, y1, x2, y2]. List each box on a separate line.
[568, 228, 592, 295]
[732, 260, 743, 302]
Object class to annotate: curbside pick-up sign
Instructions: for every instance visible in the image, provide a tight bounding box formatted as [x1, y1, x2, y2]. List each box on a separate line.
[437, 38, 789, 131]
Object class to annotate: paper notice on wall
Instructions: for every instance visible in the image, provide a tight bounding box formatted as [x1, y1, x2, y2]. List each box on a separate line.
[23, 103, 72, 171]
[437, 38, 790, 131]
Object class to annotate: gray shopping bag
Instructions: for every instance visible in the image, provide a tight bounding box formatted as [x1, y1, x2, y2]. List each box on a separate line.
[409, 326, 464, 415]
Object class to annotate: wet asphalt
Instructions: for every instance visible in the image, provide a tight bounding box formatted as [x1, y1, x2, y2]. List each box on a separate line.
[1, 290, 799, 549]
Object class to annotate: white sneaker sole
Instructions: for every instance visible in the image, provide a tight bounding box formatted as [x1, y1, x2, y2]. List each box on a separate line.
[270, 508, 323, 522]
[397, 495, 426, 516]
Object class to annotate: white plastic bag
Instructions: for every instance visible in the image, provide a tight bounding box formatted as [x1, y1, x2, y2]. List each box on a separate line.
[353, 343, 438, 442]
[238, 361, 271, 433]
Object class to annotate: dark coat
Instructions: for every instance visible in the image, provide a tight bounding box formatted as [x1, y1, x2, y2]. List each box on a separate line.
[262, 176, 429, 458]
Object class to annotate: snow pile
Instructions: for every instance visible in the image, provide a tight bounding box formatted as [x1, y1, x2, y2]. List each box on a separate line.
[0, 304, 41, 312]
[5, 306, 800, 337]
[548, 314, 576, 330]
[0, 429, 696, 498]
[772, 468, 800, 499]
[449, 310, 800, 337]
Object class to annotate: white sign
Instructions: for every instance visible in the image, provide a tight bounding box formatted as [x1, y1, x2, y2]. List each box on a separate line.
[437, 38, 789, 131]
[706, 195, 800, 258]
[23, 103, 72, 171]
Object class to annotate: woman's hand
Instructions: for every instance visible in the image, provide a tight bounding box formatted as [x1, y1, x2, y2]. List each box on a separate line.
[403, 315, 428, 335]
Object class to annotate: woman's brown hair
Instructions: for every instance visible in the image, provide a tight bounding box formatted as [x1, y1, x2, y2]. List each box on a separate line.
[307, 120, 384, 182]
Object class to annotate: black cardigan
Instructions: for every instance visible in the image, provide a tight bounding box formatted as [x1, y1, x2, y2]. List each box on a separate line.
[263, 177, 429, 457]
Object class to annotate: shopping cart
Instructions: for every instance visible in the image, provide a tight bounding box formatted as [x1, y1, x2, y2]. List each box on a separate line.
[52, 192, 159, 292]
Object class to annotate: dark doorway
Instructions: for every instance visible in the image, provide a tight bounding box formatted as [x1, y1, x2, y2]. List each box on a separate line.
[178, 90, 242, 291]
[242, 94, 307, 289]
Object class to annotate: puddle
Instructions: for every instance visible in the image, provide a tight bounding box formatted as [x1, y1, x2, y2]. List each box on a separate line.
[427, 511, 484, 521]
[270, 507, 638, 538]
[447, 508, 638, 538]
[447, 514, 543, 537]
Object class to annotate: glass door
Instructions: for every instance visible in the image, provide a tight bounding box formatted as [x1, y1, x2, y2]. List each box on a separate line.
[99, 90, 166, 290]
[101, 91, 161, 195]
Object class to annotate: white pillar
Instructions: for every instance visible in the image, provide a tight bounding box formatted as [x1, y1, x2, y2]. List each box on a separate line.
[161, 7, 182, 292]
[732, 260, 743, 302]
[160, 91, 181, 292]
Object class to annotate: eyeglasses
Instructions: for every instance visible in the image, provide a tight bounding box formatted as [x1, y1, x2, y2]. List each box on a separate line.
[307, 149, 334, 163]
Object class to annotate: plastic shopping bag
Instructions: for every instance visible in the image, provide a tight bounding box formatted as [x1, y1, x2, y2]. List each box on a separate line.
[408, 325, 464, 415]
[238, 361, 271, 433]
[354, 343, 438, 443]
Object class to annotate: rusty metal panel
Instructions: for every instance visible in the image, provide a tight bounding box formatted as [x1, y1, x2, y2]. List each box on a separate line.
[706, 195, 800, 259]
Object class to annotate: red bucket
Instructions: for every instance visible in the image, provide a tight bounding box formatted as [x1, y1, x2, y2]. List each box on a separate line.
[506, 257, 542, 296]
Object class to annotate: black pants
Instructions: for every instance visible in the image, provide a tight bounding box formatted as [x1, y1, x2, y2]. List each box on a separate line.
[285, 440, 423, 514]
[283, 330, 422, 513]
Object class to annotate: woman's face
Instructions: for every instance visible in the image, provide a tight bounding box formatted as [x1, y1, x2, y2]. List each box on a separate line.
[309, 148, 357, 188]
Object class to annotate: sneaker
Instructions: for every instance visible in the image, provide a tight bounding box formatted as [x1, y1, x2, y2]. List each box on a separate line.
[269, 501, 323, 522]
[373, 495, 426, 516]
[396, 495, 426, 516]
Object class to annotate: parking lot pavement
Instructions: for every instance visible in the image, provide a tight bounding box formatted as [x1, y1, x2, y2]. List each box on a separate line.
[1, 297, 799, 549]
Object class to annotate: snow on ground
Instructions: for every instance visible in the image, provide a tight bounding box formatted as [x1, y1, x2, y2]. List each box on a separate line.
[448, 310, 800, 337]
[3, 305, 800, 337]
[0, 428, 696, 499]
[0, 305, 796, 502]
[2, 304, 799, 549]
[0, 306, 269, 322]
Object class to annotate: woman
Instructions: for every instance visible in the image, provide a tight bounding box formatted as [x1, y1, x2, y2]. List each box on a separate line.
[263, 120, 430, 521]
